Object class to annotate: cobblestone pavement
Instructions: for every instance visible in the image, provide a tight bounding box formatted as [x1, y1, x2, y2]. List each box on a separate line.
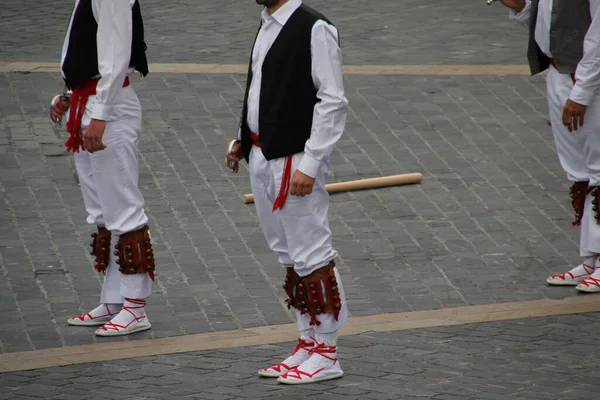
[0, 0, 582, 353]
[1, 0, 597, 394]
[0, 0, 527, 65]
[3, 0, 599, 399]
[2, 314, 600, 400]
[2, 68, 570, 353]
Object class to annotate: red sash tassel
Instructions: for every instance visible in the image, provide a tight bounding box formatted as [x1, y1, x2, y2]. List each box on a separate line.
[250, 132, 293, 212]
[64, 77, 130, 153]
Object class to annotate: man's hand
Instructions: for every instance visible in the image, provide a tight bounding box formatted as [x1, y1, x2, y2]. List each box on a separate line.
[563, 99, 587, 132]
[83, 119, 107, 153]
[50, 94, 70, 123]
[225, 140, 243, 173]
[499, 0, 526, 12]
[290, 170, 315, 197]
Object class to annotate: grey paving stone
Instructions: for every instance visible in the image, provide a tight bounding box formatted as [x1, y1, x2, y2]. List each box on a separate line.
[3, 314, 599, 399]
[0, 3, 595, 399]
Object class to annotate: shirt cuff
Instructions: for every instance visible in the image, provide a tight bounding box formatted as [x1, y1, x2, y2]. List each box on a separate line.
[569, 84, 594, 106]
[91, 103, 111, 121]
[297, 154, 322, 179]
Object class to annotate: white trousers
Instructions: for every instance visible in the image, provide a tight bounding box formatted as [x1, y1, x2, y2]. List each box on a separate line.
[249, 146, 348, 333]
[72, 86, 152, 302]
[546, 65, 600, 255]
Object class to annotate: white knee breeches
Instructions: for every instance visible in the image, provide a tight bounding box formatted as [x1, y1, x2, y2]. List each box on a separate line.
[72, 86, 152, 301]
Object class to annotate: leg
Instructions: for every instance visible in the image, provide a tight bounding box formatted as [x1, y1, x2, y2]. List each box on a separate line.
[546, 67, 588, 183]
[544, 66, 595, 285]
[74, 151, 105, 227]
[250, 147, 317, 377]
[67, 150, 122, 326]
[82, 88, 153, 335]
[249, 146, 294, 267]
[573, 92, 600, 293]
[274, 154, 346, 384]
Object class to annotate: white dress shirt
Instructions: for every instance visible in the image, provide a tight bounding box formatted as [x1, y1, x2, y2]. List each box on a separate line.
[510, 0, 600, 105]
[61, 0, 136, 121]
[245, 0, 349, 178]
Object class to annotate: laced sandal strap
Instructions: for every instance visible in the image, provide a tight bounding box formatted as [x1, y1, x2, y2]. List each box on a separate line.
[283, 366, 325, 380]
[262, 362, 291, 373]
[307, 342, 338, 361]
[121, 298, 147, 323]
[125, 298, 146, 306]
[581, 277, 600, 287]
[552, 269, 592, 280]
[98, 322, 127, 332]
[72, 313, 94, 321]
[72, 305, 118, 321]
[291, 338, 315, 355]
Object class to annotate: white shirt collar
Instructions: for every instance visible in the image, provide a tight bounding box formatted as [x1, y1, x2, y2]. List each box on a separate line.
[261, 0, 302, 26]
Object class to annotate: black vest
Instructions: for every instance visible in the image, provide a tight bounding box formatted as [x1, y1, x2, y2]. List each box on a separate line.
[240, 4, 334, 161]
[62, 0, 149, 90]
[527, 0, 591, 75]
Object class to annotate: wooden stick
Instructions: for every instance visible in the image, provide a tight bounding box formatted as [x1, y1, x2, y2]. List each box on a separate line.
[242, 173, 423, 204]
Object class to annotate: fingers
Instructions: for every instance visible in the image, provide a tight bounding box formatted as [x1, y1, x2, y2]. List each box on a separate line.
[84, 133, 94, 153]
[290, 181, 299, 196]
[290, 182, 314, 197]
[51, 110, 61, 121]
[51, 104, 66, 121]
[563, 108, 574, 132]
[225, 142, 244, 172]
[578, 112, 585, 130]
[564, 110, 585, 132]
[83, 135, 106, 153]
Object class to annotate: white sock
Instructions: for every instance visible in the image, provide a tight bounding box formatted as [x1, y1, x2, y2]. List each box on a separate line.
[568, 257, 596, 276]
[106, 303, 122, 314]
[84, 303, 120, 318]
[314, 331, 338, 347]
[589, 257, 600, 279]
[108, 298, 147, 327]
[294, 331, 340, 375]
[300, 328, 314, 342]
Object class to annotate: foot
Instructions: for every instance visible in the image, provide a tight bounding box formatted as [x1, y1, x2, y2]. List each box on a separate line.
[95, 298, 151, 336]
[277, 341, 344, 384]
[546, 263, 594, 286]
[67, 304, 120, 326]
[576, 276, 600, 293]
[258, 338, 315, 378]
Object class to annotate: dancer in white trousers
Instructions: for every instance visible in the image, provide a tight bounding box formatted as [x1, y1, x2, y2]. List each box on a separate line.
[502, 0, 600, 292]
[50, 0, 156, 335]
[226, 0, 349, 384]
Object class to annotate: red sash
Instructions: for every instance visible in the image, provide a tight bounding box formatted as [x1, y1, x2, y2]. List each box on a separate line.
[65, 77, 130, 152]
[250, 132, 293, 212]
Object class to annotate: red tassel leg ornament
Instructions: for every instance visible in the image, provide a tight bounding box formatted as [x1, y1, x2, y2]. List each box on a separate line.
[282, 261, 342, 327]
[570, 181, 588, 226]
[114, 225, 156, 280]
[90, 227, 111, 274]
[591, 187, 600, 225]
